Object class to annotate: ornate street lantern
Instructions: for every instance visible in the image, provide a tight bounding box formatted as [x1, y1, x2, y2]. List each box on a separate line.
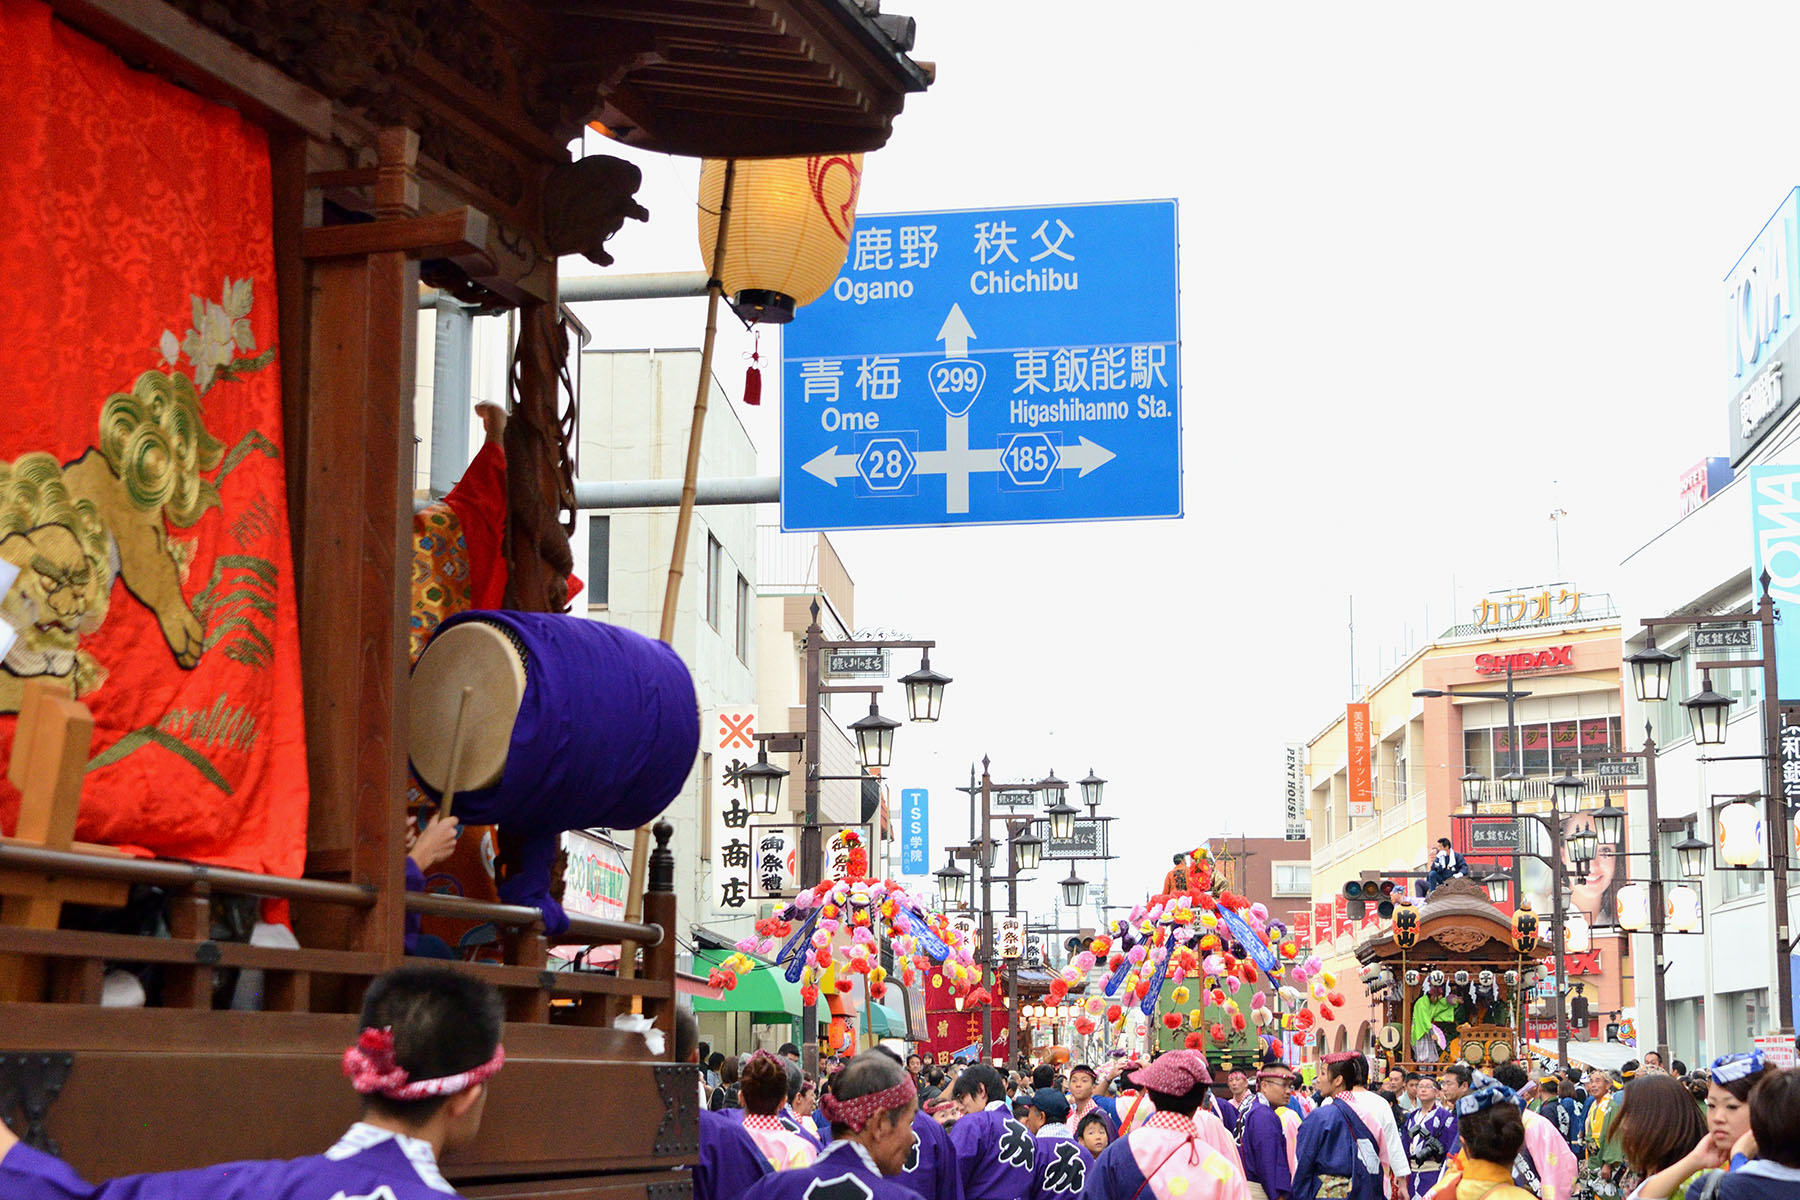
[1013, 829, 1045, 872]
[1501, 770, 1527, 807]
[1047, 799, 1079, 842]
[1060, 867, 1088, 909]
[1550, 773, 1586, 817]
[741, 745, 788, 814]
[1079, 768, 1106, 809]
[900, 650, 951, 723]
[1683, 673, 1733, 745]
[1592, 799, 1626, 848]
[935, 859, 968, 906]
[1483, 871, 1510, 905]
[1461, 770, 1487, 810]
[849, 699, 900, 769]
[1626, 639, 1678, 703]
[1674, 833, 1710, 879]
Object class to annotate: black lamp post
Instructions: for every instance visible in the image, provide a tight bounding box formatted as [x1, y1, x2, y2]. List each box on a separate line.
[1483, 871, 1511, 905]
[1683, 673, 1733, 745]
[1626, 639, 1678, 703]
[936, 859, 969, 907]
[900, 650, 952, 723]
[849, 699, 901, 769]
[1079, 769, 1106, 810]
[1060, 867, 1088, 909]
[1461, 770, 1487, 810]
[741, 746, 788, 815]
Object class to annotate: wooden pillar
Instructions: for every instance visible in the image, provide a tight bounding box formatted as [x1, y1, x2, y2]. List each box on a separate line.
[642, 821, 678, 1055]
[294, 130, 421, 965]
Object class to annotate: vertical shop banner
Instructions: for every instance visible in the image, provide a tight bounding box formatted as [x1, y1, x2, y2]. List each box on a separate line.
[900, 787, 929, 874]
[997, 916, 1026, 959]
[1753, 464, 1800, 701]
[709, 707, 757, 913]
[1313, 901, 1331, 946]
[1283, 743, 1308, 840]
[1347, 702, 1374, 817]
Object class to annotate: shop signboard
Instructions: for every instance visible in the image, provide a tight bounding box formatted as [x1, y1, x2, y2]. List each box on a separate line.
[1593, 758, 1646, 785]
[1727, 190, 1800, 463]
[900, 787, 929, 875]
[561, 830, 628, 922]
[1470, 820, 1522, 852]
[1681, 457, 1734, 516]
[709, 706, 758, 913]
[1284, 743, 1307, 840]
[1347, 703, 1373, 818]
[1693, 625, 1755, 652]
[782, 199, 1182, 531]
[1046, 817, 1105, 859]
[1782, 710, 1800, 815]
[826, 649, 889, 678]
[993, 787, 1037, 810]
[1750, 465, 1800, 700]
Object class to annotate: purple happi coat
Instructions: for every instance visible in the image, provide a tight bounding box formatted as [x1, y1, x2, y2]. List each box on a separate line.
[1025, 1130, 1092, 1200]
[1404, 1105, 1455, 1199]
[700, 1110, 775, 1200]
[0, 1123, 462, 1200]
[949, 1106, 1035, 1200]
[740, 1140, 929, 1200]
[1234, 1097, 1292, 1200]
[902, 1110, 965, 1200]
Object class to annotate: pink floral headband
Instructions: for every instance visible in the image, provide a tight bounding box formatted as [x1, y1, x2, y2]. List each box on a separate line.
[819, 1074, 916, 1132]
[343, 1027, 505, 1101]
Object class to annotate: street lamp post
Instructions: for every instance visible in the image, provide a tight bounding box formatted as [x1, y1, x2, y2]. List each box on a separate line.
[790, 600, 950, 1077]
[1634, 573, 1795, 1046]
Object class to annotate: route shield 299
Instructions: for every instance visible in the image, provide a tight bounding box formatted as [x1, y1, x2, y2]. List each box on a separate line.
[781, 199, 1182, 531]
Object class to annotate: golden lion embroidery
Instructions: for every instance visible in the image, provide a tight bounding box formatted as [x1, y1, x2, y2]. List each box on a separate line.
[0, 280, 276, 715]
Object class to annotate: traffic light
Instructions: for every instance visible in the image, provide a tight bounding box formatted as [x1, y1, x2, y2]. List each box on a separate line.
[1374, 880, 1400, 920]
[1342, 878, 1381, 921]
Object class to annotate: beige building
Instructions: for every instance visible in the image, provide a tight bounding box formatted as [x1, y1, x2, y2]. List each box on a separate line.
[1303, 597, 1629, 1058]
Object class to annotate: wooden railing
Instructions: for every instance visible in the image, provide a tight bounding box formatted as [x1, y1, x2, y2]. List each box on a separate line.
[0, 822, 678, 1031]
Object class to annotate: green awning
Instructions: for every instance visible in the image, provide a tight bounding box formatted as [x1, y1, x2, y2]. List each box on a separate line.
[691, 949, 802, 1025]
[868, 1000, 908, 1037]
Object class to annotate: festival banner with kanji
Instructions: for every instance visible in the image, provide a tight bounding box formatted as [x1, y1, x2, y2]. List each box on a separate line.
[0, 1, 306, 876]
[709, 708, 759, 913]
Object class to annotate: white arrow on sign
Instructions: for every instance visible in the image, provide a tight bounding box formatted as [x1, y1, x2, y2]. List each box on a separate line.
[936, 303, 976, 358]
[802, 446, 860, 486]
[802, 437, 1116, 489]
[1059, 436, 1117, 478]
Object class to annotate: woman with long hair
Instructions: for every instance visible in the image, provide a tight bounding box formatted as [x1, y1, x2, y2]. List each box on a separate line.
[1612, 1074, 1708, 1197]
[1635, 1057, 1793, 1200]
[740, 1050, 819, 1171]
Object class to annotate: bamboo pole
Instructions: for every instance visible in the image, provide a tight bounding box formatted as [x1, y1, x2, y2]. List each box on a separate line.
[620, 159, 737, 979]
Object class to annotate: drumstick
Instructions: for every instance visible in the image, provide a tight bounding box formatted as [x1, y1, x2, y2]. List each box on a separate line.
[438, 686, 475, 820]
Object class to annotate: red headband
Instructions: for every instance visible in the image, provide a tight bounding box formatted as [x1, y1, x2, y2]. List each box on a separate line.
[343, 1027, 506, 1101]
[820, 1074, 917, 1132]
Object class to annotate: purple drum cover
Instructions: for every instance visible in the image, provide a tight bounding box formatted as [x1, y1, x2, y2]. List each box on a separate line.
[413, 611, 699, 934]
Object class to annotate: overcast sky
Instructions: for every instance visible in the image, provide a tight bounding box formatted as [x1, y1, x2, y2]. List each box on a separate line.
[570, 2, 1800, 926]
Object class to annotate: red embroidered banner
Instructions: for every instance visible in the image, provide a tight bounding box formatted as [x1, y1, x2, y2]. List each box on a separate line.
[0, 0, 308, 878]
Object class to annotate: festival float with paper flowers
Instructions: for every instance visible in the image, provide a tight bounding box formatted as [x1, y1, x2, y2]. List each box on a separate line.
[1084, 850, 1334, 1064]
[716, 831, 979, 1006]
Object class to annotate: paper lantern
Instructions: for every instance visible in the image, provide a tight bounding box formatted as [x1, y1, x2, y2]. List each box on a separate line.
[698, 155, 864, 325]
[1667, 885, 1702, 933]
[1562, 911, 1591, 955]
[1616, 883, 1651, 933]
[1719, 801, 1764, 868]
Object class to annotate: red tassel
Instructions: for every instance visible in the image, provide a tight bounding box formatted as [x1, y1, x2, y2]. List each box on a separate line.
[742, 335, 762, 405]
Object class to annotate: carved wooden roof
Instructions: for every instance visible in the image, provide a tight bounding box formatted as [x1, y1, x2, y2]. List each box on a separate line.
[546, 0, 934, 157]
[1355, 877, 1519, 964]
[141, 0, 930, 162]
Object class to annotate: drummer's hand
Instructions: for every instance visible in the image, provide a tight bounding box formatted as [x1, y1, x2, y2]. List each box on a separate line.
[0, 1116, 18, 1157]
[476, 402, 507, 444]
[408, 814, 461, 872]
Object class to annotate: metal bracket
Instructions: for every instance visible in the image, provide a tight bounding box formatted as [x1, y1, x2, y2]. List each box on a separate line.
[647, 1182, 691, 1200]
[652, 1063, 700, 1156]
[0, 1053, 72, 1154]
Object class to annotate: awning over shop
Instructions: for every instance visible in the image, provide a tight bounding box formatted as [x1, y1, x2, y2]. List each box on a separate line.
[867, 1001, 908, 1038]
[691, 949, 802, 1025]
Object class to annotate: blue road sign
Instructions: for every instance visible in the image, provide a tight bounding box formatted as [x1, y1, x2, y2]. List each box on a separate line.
[900, 788, 929, 875]
[781, 199, 1181, 531]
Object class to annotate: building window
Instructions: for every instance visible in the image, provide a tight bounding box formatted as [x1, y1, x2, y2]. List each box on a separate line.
[1721, 860, 1766, 903]
[586, 515, 609, 609]
[1273, 862, 1311, 897]
[735, 574, 751, 663]
[705, 534, 723, 630]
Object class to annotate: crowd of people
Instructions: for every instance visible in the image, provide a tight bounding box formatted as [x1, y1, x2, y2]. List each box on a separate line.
[0, 965, 1792, 1200]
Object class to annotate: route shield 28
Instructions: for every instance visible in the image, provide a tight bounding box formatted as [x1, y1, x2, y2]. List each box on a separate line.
[781, 199, 1182, 531]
